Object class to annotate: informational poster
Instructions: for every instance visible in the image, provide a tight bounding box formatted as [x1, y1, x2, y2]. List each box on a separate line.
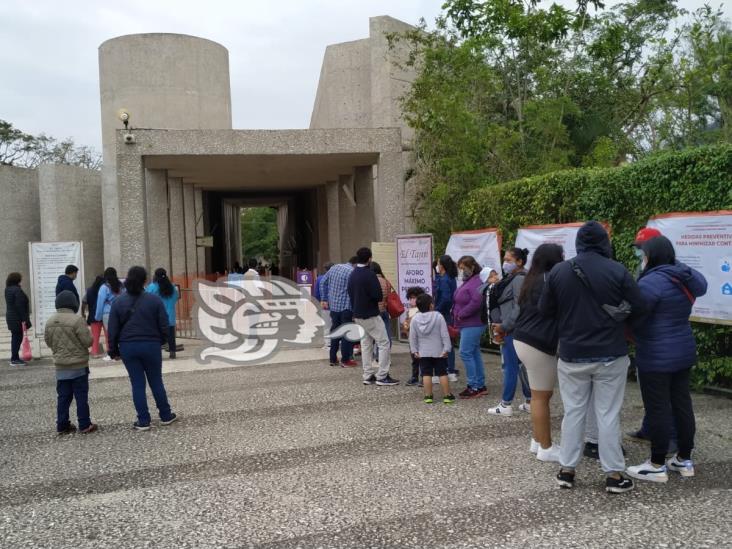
[647, 211, 732, 325]
[515, 223, 584, 268]
[445, 228, 502, 275]
[371, 241, 397, 285]
[28, 241, 84, 336]
[396, 233, 433, 303]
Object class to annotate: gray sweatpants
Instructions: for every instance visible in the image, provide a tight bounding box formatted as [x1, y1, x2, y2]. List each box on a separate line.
[355, 316, 391, 381]
[558, 356, 629, 473]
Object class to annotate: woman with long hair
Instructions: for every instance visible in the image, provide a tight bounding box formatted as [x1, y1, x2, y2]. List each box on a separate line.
[5, 272, 31, 366]
[83, 275, 106, 358]
[626, 236, 707, 483]
[95, 267, 125, 361]
[513, 244, 564, 461]
[488, 247, 532, 416]
[453, 256, 487, 399]
[146, 268, 180, 359]
[108, 266, 177, 431]
[435, 254, 458, 381]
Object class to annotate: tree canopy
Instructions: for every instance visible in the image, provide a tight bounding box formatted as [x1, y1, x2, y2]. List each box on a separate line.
[240, 207, 279, 266]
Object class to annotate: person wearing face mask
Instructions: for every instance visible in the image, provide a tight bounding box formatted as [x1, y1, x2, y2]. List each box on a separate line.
[434, 255, 459, 381]
[626, 236, 706, 483]
[453, 256, 488, 399]
[488, 248, 532, 416]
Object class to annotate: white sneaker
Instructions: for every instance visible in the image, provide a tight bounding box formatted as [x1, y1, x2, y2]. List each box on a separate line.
[518, 402, 531, 413]
[626, 461, 669, 483]
[448, 373, 458, 382]
[431, 376, 440, 384]
[537, 445, 561, 463]
[102, 356, 113, 362]
[530, 438, 539, 454]
[666, 455, 695, 477]
[487, 402, 513, 416]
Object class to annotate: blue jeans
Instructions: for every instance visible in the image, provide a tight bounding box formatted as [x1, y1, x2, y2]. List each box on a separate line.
[459, 326, 486, 389]
[501, 335, 531, 404]
[57, 374, 91, 431]
[329, 310, 354, 363]
[120, 341, 173, 425]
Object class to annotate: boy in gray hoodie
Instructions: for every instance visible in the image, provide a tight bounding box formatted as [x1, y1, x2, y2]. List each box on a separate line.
[409, 294, 455, 404]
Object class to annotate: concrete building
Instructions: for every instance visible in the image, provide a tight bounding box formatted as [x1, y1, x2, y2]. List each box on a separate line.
[0, 16, 416, 310]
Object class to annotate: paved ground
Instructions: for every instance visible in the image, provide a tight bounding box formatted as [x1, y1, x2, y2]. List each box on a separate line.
[1, 343, 730, 548]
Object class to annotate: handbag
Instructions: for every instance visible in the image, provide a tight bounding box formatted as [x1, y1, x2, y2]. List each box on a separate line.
[569, 259, 632, 322]
[21, 322, 33, 362]
[385, 283, 405, 319]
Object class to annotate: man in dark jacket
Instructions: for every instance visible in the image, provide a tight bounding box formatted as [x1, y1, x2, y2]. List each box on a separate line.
[539, 221, 646, 494]
[347, 247, 398, 386]
[56, 265, 80, 301]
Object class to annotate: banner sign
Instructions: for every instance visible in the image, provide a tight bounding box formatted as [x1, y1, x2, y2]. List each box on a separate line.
[396, 234, 434, 306]
[647, 211, 732, 325]
[515, 223, 585, 268]
[445, 228, 502, 275]
[29, 241, 84, 336]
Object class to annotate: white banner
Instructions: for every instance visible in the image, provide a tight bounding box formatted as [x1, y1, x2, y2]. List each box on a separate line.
[396, 234, 433, 308]
[445, 229, 502, 275]
[29, 241, 84, 336]
[647, 211, 732, 325]
[515, 223, 584, 268]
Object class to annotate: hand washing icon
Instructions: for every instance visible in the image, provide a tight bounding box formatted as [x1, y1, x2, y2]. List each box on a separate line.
[723, 283, 732, 296]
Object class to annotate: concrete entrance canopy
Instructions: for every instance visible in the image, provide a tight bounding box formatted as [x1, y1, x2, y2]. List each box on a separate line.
[113, 127, 405, 277]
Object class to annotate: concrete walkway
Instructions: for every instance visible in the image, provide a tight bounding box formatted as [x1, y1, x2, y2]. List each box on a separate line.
[1, 343, 730, 548]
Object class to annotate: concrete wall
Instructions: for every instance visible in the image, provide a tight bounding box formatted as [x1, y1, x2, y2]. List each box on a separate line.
[38, 164, 104, 282]
[99, 33, 233, 269]
[0, 166, 41, 314]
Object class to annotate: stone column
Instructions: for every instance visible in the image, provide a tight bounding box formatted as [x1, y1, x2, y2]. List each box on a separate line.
[194, 188, 207, 276]
[167, 177, 186, 279]
[354, 165, 376, 247]
[338, 173, 357, 259]
[325, 180, 340, 263]
[376, 152, 405, 241]
[316, 185, 329, 268]
[145, 168, 170, 274]
[116, 145, 147, 271]
[183, 183, 198, 280]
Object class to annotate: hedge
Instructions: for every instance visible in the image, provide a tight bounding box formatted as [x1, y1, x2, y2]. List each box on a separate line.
[463, 144, 732, 387]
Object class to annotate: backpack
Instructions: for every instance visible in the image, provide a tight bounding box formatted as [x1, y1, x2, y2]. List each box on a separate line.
[485, 272, 525, 324]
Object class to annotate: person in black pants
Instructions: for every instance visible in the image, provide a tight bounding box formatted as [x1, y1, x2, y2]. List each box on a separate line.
[5, 272, 31, 366]
[108, 266, 178, 431]
[626, 236, 707, 483]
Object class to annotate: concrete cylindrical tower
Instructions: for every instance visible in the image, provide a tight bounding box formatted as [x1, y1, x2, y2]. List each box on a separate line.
[98, 33, 232, 268]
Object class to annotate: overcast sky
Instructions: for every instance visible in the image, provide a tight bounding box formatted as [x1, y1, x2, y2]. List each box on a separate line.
[0, 0, 726, 151]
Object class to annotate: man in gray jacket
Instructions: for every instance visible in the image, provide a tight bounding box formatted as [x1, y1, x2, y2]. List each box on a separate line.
[409, 294, 456, 404]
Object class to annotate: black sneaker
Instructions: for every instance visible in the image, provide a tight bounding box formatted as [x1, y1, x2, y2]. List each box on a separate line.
[443, 394, 456, 404]
[606, 474, 634, 494]
[583, 442, 599, 459]
[556, 469, 575, 489]
[626, 429, 650, 442]
[10, 359, 27, 366]
[328, 361, 340, 367]
[133, 421, 151, 431]
[362, 375, 377, 385]
[57, 423, 77, 436]
[160, 413, 178, 426]
[376, 375, 400, 386]
[405, 377, 419, 386]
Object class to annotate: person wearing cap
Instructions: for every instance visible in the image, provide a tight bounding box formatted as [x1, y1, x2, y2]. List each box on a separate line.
[631, 227, 662, 278]
[44, 290, 97, 435]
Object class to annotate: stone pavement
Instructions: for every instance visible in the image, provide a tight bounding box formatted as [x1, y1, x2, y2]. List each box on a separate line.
[1, 343, 730, 548]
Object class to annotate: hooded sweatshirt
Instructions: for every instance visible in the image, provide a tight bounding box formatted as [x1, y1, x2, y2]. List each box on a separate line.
[55, 274, 79, 301]
[409, 310, 452, 358]
[538, 221, 646, 362]
[44, 290, 91, 379]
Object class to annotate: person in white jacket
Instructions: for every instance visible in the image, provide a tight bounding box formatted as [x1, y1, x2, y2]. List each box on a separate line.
[409, 294, 456, 404]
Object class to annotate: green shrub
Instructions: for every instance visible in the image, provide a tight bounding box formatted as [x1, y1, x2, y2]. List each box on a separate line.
[463, 144, 732, 386]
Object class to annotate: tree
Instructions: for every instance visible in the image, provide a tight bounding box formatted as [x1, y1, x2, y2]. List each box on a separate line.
[0, 119, 102, 170]
[240, 207, 279, 265]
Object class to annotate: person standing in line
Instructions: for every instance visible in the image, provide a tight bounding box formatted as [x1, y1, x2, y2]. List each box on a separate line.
[434, 255, 458, 381]
[348, 247, 398, 386]
[513, 244, 564, 462]
[82, 275, 106, 358]
[319, 257, 358, 367]
[410, 294, 455, 404]
[313, 263, 334, 302]
[95, 267, 125, 361]
[108, 266, 177, 431]
[5, 272, 31, 366]
[539, 221, 646, 494]
[370, 262, 394, 359]
[44, 290, 97, 435]
[55, 265, 80, 301]
[403, 286, 426, 386]
[453, 256, 487, 399]
[146, 268, 180, 360]
[244, 258, 261, 281]
[626, 236, 707, 483]
[488, 247, 532, 416]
